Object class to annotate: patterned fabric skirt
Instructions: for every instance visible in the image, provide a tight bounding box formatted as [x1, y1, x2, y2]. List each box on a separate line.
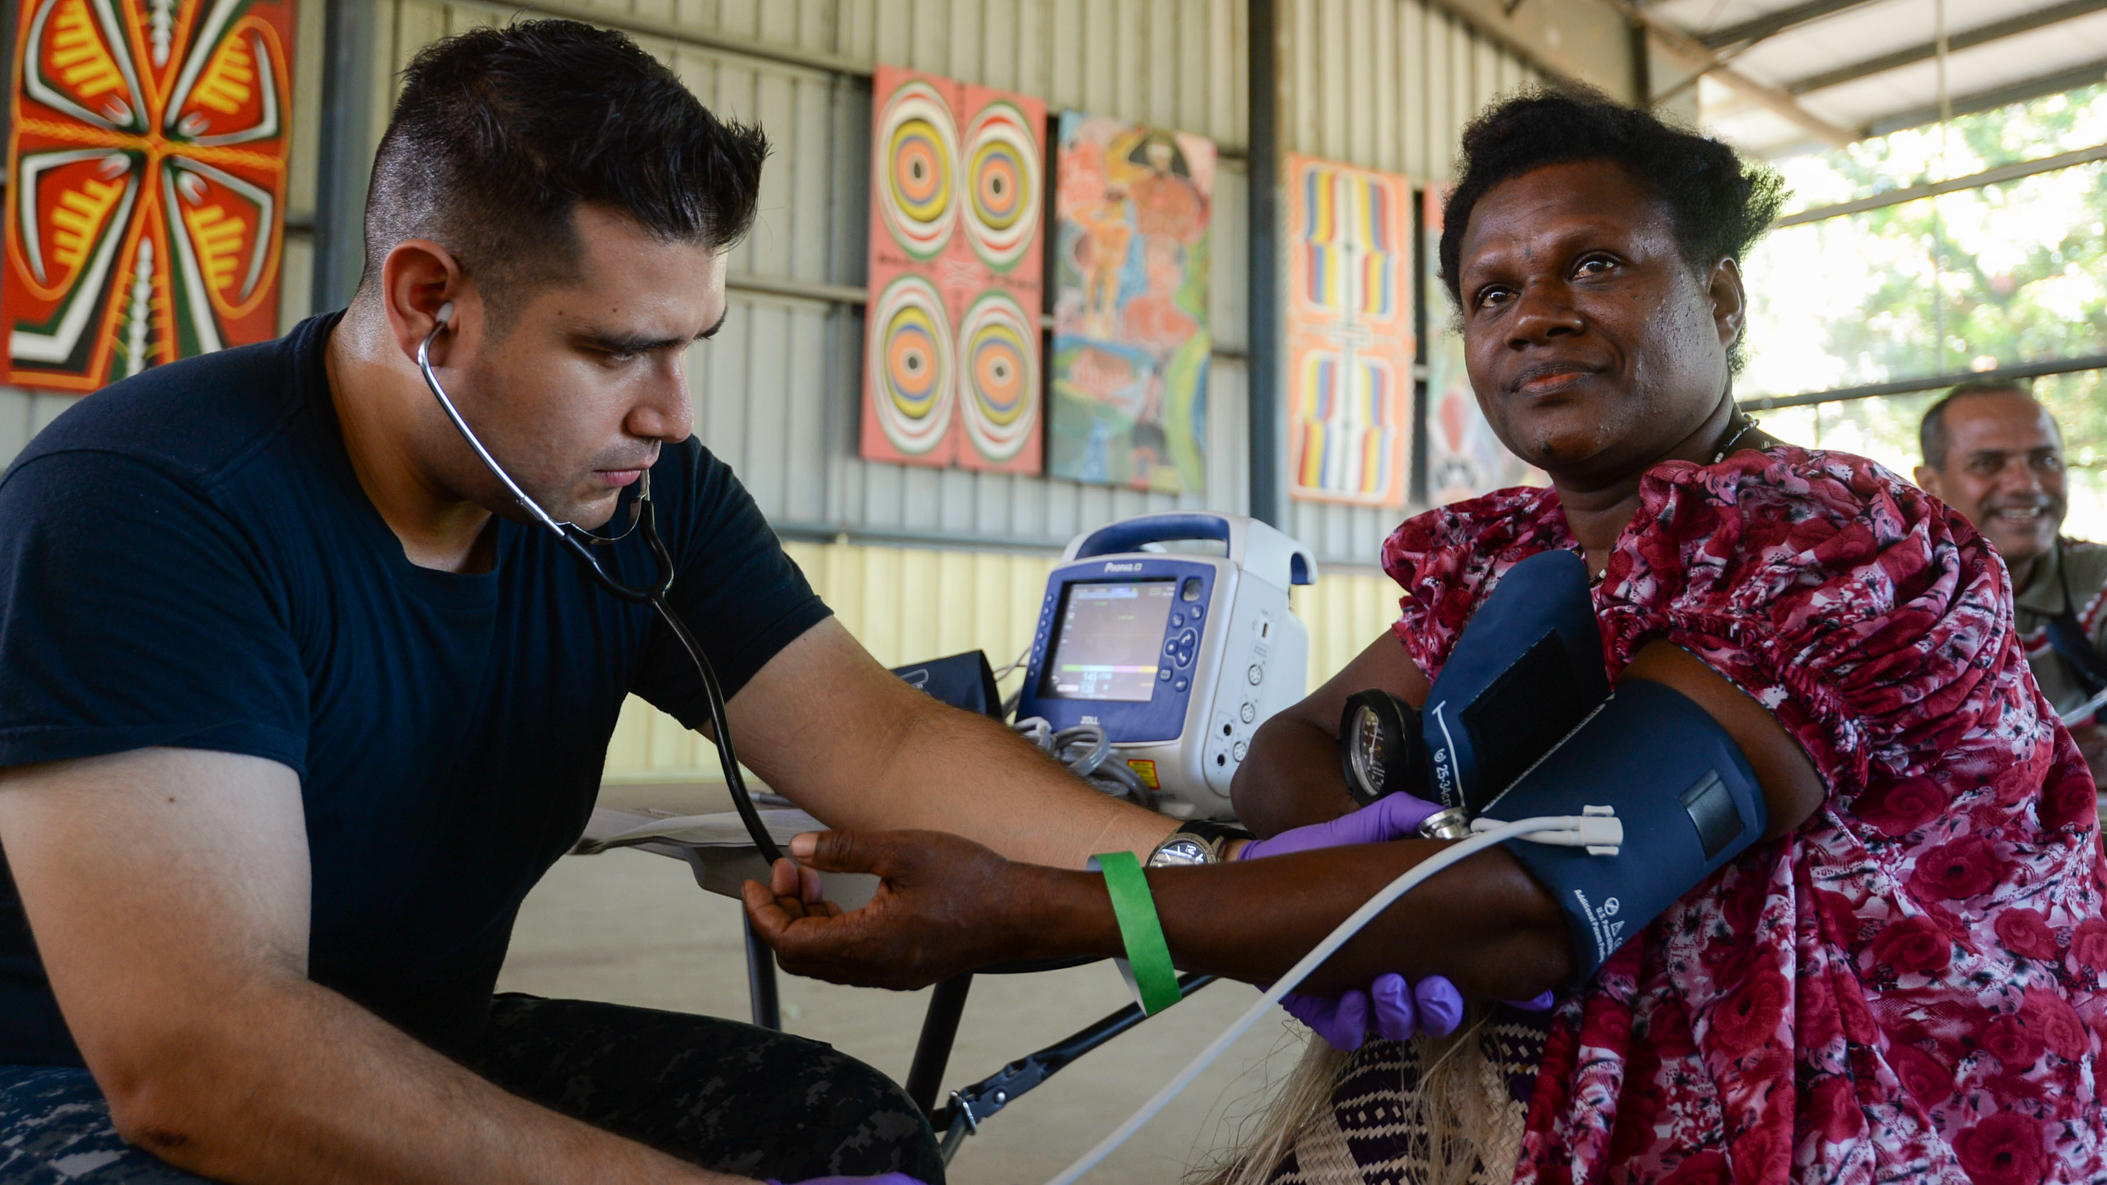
[1265, 1009, 1548, 1185]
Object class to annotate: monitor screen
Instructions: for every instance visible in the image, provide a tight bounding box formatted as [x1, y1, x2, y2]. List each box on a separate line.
[1038, 580, 1177, 702]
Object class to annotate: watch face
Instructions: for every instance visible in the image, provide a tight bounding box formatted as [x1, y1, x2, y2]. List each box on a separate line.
[1150, 838, 1213, 866]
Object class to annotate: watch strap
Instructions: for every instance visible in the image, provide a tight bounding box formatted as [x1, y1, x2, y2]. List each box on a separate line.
[1148, 819, 1256, 866]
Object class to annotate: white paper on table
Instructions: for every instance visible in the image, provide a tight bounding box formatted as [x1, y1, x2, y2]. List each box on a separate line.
[577, 807, 826, 854]
[573, 806, 878, 907]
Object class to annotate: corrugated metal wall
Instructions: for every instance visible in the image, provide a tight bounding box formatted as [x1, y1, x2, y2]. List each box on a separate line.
[1279, 0, 1547, 570]
[0, 0, 1561, 783]
[1262, 0, 1550, 739]
[370, 0, 1262, 779]
[373, 0, 1254, 548]
[611, 539, 1063, 779]
[561, 0, 1545, 779]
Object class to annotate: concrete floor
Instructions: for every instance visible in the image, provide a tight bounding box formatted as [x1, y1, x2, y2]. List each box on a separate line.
[498, 784, 1308, 1185]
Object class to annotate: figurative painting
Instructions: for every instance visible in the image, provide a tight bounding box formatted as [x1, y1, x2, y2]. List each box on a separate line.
[4, 0, 297, 392]
[1285, 155, 1413, 507]
[1421, 187, 1543, 504]
[860, 66, 1045, 474]
[1046, 113, 1213, 493]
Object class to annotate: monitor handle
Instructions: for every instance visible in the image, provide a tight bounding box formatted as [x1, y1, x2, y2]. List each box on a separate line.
[1065, 513, 1317, 589]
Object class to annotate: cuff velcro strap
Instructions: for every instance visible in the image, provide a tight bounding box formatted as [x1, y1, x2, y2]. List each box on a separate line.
[1089, 851, 1181, 1015]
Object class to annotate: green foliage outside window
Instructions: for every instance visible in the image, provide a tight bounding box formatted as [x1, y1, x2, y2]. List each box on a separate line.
[1737, 83, 2107, 537]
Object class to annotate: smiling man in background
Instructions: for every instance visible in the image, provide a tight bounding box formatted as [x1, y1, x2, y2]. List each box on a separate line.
[1917, 380, 2107, 785]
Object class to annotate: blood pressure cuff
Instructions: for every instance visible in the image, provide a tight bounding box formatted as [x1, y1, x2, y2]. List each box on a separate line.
[1483, 678, 1767, 984]
[1421, 549, 1610, 815]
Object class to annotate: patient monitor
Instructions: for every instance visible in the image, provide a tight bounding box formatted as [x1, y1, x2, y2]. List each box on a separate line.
[1018, 513, 1317, 820]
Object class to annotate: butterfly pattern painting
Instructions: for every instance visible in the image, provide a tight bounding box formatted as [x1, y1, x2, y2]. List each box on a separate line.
[4, 0, 295, 393]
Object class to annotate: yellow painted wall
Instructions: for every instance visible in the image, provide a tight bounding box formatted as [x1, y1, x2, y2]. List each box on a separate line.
[1295, 564, 1410, 690]
[602, 541, 1404, 781]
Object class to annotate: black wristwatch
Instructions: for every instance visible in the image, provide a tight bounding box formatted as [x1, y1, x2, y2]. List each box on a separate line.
[1146, 819, 1256, 867]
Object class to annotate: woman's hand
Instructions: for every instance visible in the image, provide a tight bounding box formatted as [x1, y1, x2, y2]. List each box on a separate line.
[741, 830, 1037, 990]
[1239, 792, 1486, 1046]
[1232, 631, 1433, 836]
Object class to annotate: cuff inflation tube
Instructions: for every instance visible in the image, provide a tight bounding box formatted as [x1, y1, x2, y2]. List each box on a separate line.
[1057, 810, 1622, 1185]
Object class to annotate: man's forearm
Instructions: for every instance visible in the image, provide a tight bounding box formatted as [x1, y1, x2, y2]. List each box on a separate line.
[115, 978, 747, 1185]
[834, 701, 1178, 868]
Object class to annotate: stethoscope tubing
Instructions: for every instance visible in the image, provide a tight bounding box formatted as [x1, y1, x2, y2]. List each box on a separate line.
[416, 310, 784, 865]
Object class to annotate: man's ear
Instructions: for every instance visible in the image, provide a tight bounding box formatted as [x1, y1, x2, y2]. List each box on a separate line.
[379, 239, 471, 363]
[1708, 257, 1746, 354]
[1914, 465, 1945, 499]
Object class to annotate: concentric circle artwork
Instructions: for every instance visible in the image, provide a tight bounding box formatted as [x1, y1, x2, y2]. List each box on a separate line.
[957, 290, 1038, 462]
[867, 274, 955, 456]
[862, 66, 1044, 473]
[875, 79, 959, 261]
[961, 99, 1041, 272]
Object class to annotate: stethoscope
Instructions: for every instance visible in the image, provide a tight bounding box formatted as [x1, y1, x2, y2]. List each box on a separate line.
[416, 303, 783, 864]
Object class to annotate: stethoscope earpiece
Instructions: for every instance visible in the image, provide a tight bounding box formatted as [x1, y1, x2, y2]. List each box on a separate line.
[434, 301, 454, 330]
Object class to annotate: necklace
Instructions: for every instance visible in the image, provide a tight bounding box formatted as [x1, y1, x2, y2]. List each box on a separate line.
[1587, 411, 1759, 586]
[1711, 411, 1758, 464]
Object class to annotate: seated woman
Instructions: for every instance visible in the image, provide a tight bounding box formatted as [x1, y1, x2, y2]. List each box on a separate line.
[745, 90, 2107, 1183]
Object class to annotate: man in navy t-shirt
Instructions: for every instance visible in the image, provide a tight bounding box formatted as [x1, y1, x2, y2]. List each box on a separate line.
[0, 21, 1186, 1185]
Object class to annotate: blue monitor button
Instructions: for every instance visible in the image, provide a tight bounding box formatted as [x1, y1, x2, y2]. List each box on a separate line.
[1169, 612, 1185, 629]
[1173, 676, 1190, 693]
[1178, 629, 1199, 649]
[1163, 638, 1178, 656]
[1157, 666, 1172, 682]
[1186, 604, 1202, 621]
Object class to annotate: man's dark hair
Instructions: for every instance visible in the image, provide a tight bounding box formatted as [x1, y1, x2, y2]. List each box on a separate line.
[359, 19, 769, 323]
[1437, 87, 1785, 372]
[1919, 380, 2039, 470]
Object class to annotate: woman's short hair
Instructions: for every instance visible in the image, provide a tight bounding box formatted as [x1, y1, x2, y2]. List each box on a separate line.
[1437, 87, 1785, 370]
[359, 19, 769, 323]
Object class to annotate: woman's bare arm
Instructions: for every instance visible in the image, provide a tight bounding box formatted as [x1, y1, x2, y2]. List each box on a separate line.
[748, 640, 1825, 1000]
[1230, 632, 1431, 838]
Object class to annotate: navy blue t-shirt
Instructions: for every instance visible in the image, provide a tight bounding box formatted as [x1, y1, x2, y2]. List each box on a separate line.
[0, 312, 831, 1066]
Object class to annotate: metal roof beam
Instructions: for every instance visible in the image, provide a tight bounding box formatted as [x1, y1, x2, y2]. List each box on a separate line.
[1775, 142, 2107, 227]
[1743, 352, 2107, 411]
[1788, 0, 2107, 95]
[1869, 57, 2107, 136]
[1697, 0, 1882, 49]
[1600, 0, 1861, 146]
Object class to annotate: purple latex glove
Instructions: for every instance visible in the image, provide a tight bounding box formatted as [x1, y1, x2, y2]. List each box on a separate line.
[1240, 793, 1555, 1049]
[1282, 971, 1465, 1047]
[771, 1177, 928, 1185]
[1281, 980, 1555, 1050]
[1237, 790, 1445, 860]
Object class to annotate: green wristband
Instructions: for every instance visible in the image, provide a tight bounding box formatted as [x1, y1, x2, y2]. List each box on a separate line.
[1089, 850, 1181, 1016]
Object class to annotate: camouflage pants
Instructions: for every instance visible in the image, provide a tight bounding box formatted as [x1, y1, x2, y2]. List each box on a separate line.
[0, 993, 942, 1183]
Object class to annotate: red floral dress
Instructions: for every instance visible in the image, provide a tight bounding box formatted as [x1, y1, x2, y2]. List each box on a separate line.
[1380, 447, 2107, 1184]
